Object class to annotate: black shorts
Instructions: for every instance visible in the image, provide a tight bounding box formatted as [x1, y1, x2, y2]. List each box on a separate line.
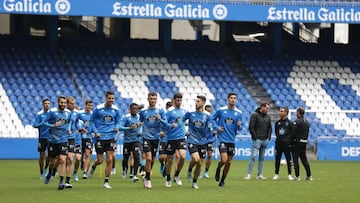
[68, 139, 76, 153]
[38, 138, 48, 152]
[82, 138, 92, 152]
[74, 145, 82, 154]
[95, 139, 116, 154]
[206, 142, 214, 152]
[123, 142, 142, 156]
[218, 142, 235, 156]
[188, 143, 207, 159]
[166, 139, 186, 155]
[159, 142, 167, 155]
[48, 142, 68, 158]
[142, 138, 159, 156]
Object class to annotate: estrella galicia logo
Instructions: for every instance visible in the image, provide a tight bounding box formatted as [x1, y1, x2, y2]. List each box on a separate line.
[213, 4, 227, 20]
[55, 0, 71, 15]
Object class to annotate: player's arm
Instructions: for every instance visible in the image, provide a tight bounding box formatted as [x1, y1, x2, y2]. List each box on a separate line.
[290, 119, 299, 143]
[267, 118, 272, 140]
[77, 114, 88, 134]
[211, 110, 222, 133]
[274, 120, 280, 138]
[114, 110, 122, 133]
[41, 112, 58, 127]
[118, 116, 130, 131]
[138, 110, 145, 128]
[156, 110, 168, 125]
[237, 113, 243, 131]
[67, 112, 77, 134]
[75, 114, 81, 130]
[32, 114, 41, 128]
[249, 113, 258, 140]
[137, 123, 142, 137]
[89, 108, 100, 137]
[206, 116, 216, 136]
[163, 112, 177, 132]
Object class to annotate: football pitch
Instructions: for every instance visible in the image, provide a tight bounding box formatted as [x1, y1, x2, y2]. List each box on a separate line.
[1, 160, 359, 203]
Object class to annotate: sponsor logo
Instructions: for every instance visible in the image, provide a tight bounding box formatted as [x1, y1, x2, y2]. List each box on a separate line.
[342, 147, 360, 157]
[267, 7, 360, 22]
[213, 146, 275, 157]
[2, 0, 70, 15]
[318, 8, 360, 22]
[112, 2, 227, 20]
[164, 4, 209, 18]
[55, 0, 70, 15]
[235, 146, 274, 157]
[104, 115, 113, 122]
[267, 7, 315, 21]
[3, 0, 51, 13]
[212, 4, 227, 20]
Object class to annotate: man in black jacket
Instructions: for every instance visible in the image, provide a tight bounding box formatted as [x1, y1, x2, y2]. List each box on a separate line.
[245, 102, 272, 180]
[273, 107, 294, 181]
[291, 107, 312, 181]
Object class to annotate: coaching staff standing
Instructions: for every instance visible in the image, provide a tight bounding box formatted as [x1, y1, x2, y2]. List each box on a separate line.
[291, 107, 312, 181]
[273, 107, 294, 180]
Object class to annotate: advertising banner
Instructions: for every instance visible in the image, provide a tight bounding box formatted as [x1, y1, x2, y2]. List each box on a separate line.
[0, 137, 275, 160]
[0, 0, 360, 23]
[2, 137, 359, 160]
[317, 138, 360, 161]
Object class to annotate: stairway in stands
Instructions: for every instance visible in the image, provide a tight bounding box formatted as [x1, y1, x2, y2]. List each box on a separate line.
[222, 45, 279, 121]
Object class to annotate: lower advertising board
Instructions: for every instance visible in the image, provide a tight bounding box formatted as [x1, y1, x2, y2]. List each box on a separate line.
[1, 137, 359, 160]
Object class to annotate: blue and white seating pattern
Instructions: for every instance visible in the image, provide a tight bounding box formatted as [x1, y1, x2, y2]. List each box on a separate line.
[288, 61, 360, 137]
[1, 36, 359, 144]
[0, 37, 256, 137]
[238, 43, 360, 145]
[111, 56, 216, 111]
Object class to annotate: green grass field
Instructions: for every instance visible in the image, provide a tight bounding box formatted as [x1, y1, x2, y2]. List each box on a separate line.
[1, 160, 359, 203]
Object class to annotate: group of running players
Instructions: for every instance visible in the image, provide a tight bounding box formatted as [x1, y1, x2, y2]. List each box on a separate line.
[33, 91, 243, 190]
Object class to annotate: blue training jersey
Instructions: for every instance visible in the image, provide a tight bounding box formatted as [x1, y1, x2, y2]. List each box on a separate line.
[183, 111, 212, 145]
[90, 103, 121, 141]
[42, 107, 72, 144]
[75, 110, 93, 139]
[139, 107, 167, 140]
[212, 106, 243, 143]
[67, 109, 80, 140]
[119, 113, 141, 143]
[165, 107, 187, 141]
[206, 113, 216, 143]
[160, 120, 167, 143]
[33, 110, 50, 139]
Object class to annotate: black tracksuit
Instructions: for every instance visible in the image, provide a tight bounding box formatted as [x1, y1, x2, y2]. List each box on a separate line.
[274, 118, 293, 175]
[291, 116, 312, 178]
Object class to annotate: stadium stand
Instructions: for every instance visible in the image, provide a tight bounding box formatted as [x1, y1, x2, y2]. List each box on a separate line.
[235, 42, 360, 145]
[0, 35, 255, 138]
[0, 35, 359, 146]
